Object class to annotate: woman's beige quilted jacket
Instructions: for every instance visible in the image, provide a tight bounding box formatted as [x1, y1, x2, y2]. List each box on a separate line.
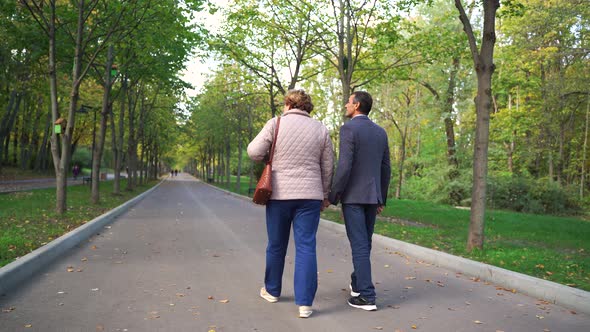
[247, 109, 334, 201]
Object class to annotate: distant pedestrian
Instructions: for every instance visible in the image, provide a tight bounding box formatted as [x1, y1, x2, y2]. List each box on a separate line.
[247, 89, 334, 318]
[329, 91, 391, 311]
[72, 165, 80, 180]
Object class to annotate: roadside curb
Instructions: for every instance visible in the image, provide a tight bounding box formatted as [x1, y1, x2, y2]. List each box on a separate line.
[204, 180, 590, 315]
[319, 220, 590, 315]
[0, 180, 164, 296]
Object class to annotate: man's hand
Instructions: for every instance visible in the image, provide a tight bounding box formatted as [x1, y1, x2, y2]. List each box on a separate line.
[377, 205, 384, 214]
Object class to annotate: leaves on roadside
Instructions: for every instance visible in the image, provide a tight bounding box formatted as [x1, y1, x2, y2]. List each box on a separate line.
[219, 299, 229, 303]
[474, 320, 483, 324]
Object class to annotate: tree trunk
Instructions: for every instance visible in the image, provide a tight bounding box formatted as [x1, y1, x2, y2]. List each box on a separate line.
[581, 94, 589, 199]
[91, 45, 114, 204]
[236, 113, 242, 194]
[126, 87, 138, 191]
[35, 110, 51, 172]
[455, 0, 499, 251]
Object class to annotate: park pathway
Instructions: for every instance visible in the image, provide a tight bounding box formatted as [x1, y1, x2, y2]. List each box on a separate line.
[1, 173, 589, 331]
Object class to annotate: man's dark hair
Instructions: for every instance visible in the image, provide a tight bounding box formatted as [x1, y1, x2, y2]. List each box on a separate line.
[352, 91, 373, 115]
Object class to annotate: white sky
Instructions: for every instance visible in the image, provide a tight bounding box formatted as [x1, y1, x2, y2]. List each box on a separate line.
[181, 0, 229, 98]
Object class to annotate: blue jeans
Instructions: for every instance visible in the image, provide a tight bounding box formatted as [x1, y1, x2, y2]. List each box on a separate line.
[343, 204, 377, 301]
[264, 199, 321, 306]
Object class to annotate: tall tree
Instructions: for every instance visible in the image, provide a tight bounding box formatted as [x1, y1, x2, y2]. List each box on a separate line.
[455, 0, 500, 250]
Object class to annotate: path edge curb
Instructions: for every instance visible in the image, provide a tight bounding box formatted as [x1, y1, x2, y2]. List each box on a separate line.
[319, 219, 590, 315]
[0, 180, 164, 295]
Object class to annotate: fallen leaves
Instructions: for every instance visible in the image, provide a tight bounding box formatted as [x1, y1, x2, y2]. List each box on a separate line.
[219, 299, 229, 303]
[2, 306, 16, 313]
[474, 320, 483, 324]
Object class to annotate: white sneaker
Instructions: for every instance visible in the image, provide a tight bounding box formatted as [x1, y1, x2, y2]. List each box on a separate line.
[299, 306, 313, 318]
[349, 284, 360, 297]
[260, 287, 279, 303]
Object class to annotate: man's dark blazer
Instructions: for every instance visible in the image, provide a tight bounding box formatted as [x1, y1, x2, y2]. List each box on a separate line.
[329, 115, 391, 205]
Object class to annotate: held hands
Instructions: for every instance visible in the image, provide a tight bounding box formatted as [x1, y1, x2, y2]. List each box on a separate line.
[321, 198, 331, 211]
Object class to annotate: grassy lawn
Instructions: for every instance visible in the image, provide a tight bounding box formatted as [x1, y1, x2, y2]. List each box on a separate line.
[208, 175, 590, 292]
[0, 179, 158, 267]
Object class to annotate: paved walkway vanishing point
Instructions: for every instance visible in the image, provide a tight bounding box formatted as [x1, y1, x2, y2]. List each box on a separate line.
[1, 173, 589, 331]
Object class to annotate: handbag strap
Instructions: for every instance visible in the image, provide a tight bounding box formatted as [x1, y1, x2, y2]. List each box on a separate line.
[268, 116, 281, 164]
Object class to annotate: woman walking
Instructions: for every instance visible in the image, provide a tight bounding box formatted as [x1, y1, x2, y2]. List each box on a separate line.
[247, 89, 334, 318]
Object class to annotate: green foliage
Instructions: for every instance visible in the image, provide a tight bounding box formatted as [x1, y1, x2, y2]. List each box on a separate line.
[488, 174, 582, 215]
[71, 147, 92, 169]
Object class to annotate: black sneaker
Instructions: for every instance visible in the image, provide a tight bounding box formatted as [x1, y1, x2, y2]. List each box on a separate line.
[347, 296, 377, 311]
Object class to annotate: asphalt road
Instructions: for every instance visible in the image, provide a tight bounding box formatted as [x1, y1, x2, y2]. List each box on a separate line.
[1, 174, 589, 331]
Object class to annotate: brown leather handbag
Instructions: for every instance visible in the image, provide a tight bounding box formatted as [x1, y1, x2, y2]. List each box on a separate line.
[252, 116, 281, 205]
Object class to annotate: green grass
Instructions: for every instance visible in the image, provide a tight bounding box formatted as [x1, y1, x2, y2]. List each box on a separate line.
[208, 175, 590, 291]
[210, 174, 256, 196]
[0, 179, 158, 267]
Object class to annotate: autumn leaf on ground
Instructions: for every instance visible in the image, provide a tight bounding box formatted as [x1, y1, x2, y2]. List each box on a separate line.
[2, 307, 15, 313]
[176, 293, 185, 297]
[67, 266, 75, 272]
[219, 299, 229, 303]
[96, 324, 105, 331]
[405, 276, 416, 280]
[373, 327, 383, 330]
[474, 320, 483, 324]
[411, 324, 417, 329]
[25, 324, 32, 328]
[326, 269, 333, 273]
[207, 296, 214, 300]
[81, 257, 88, 261]
[91, 245, 97, 250]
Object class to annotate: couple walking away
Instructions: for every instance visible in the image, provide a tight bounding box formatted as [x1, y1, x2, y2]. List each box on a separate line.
[247, 89, 391, 318]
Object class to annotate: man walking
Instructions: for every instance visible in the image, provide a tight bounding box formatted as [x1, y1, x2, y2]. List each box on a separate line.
[329, 91, 391, 311]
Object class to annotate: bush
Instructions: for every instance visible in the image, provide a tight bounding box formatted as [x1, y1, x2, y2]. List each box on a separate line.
[487, 174, 581, 215]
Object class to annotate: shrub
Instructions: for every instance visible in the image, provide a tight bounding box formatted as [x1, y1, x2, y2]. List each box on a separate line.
[487, 174, 581, 215]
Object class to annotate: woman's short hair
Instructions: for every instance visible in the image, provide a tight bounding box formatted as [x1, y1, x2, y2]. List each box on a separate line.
[284, 89, 314, 113]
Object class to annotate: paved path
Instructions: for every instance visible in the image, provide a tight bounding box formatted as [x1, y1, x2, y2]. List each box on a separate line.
[1, 174, 589, 331]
